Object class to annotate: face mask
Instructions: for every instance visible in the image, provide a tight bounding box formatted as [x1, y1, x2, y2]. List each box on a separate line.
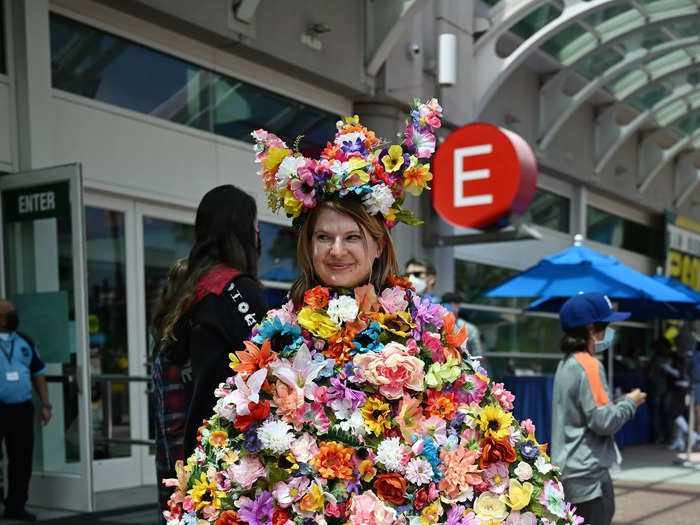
[594, 326, 615, 353]
[408, 274, 427, 295]
[3, 310, 18, 332]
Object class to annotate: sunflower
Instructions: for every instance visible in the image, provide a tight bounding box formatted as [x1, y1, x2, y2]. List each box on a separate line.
[479, 405, 514, 440]
[188, 472, 226, 511]
[371, 311, 415, 338]
[362, 396, 393, 436]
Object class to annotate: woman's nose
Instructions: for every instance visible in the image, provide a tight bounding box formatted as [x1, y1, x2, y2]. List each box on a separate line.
[330, 237, 345, 256]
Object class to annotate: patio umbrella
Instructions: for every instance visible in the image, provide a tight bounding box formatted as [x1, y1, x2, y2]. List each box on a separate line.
[484, 238, 695, 306]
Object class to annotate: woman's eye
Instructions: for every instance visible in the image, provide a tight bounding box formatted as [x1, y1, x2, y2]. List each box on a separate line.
[316, 234, 330, 241]
[347, 235, 362, 241]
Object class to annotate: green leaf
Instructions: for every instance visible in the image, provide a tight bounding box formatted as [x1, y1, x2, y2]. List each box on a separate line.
[325, 425, 363, 448]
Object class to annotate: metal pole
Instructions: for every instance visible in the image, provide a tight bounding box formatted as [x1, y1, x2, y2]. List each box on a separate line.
[686, 380, 696, 461]
[105, 379, 113, 457]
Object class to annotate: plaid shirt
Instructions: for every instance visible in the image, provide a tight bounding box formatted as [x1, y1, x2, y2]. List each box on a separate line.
[152, 348, 188, 512]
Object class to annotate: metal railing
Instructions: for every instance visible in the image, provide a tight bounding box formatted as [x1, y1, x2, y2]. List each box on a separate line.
[91, 374, 155, 448]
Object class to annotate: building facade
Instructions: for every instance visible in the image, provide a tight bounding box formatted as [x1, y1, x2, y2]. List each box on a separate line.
[0, 0, 698, 510]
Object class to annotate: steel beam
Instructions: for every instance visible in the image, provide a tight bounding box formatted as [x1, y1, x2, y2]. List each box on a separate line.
[674, 151, 700, 208]
[638, 127, 700, 193]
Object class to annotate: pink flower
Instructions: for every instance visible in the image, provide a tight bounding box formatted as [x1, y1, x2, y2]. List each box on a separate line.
[273, 477, 310, 507]
[231, 456, 266, 489]
[404, 123, 436, 158]
[421, 331, 444, 363]
[313, 386, 329, 403]
[290, 433, 320, 463]
[506, 511, 537, 525]
[354, 284, 379, 313]
[289, 167, 317, 208]
[420, 416, 447, 446]
[353, 342, 425, 399]
[492, 383, 515, 411]
[514, 461, 533, 482]
[483, 462, 509, 494]
[378, 286, 408, 314]
[520, 419, 536, 436]
[458, 373, 488, 405]
[182, 495, 195, 513]
[419, 99, 443, 130]
[348, 491, 396, 525]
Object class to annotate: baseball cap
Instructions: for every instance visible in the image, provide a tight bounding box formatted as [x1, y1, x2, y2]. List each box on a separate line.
[559, 292, 630, 331]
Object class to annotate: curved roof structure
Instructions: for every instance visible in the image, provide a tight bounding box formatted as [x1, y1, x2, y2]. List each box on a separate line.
[475, 0, 700, 202]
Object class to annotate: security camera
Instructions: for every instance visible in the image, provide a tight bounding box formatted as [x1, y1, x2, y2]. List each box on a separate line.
[407, 43, 421, 57]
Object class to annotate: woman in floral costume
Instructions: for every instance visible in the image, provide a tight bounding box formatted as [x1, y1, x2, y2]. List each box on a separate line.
[164, 100, 583, 525]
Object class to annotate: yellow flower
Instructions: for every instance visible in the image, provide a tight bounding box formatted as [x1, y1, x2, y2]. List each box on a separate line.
[473, 493, 508, 522]
[299, 482, 325, 513]
[188, 472, 226, 511]
[358, 459, 377, 482]
[424, 358, 461, 389]
[297, 307, 340, 339]
[381, 145, 406, 173]
[500, 479, 534, 510]
[404, 164, 433, 196]
[264, 147, 291, 171]
[479, 405, 514, 440]
[280, 188, 303, 218]
[221, 449, 239, 467]
[420, 502, 442, 525]
[345, 157, 370, 187]
[371, 311, 414, 337]
[208, 430, 228, 447]
[362, 397, 392, 436]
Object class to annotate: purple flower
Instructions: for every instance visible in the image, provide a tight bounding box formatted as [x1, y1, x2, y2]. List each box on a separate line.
[411, 295, 447, 337]
[518, 439, 540, 460]
[327, 377, 366, 411]
[341, 137, 367, 156]
[446, 505, 479, 525]
[244, 424, 262, 453]
[239, 491, 274, 525]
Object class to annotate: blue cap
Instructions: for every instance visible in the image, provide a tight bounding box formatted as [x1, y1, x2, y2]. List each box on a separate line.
[559, 292, 630, 330]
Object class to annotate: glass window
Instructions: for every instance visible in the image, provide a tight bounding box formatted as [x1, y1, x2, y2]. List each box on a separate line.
[85, 207, 130, 459]
[49, 14, 339, 151]
[527, 188, 570, 233]
[509, 2, 562, 42]
[259, 221, 298, 308]
[586, 205, 664, 257]
[628, 84, 670, 112]
[575, 48, 624, 81]
[0, 2, 5, 75]
[540, 23, 588, 62]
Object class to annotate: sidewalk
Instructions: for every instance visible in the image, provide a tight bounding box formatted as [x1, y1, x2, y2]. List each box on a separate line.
[612, 444, 700, 525]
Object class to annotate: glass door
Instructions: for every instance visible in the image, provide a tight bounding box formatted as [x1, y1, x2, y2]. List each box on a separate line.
[0, 164, 93, 511]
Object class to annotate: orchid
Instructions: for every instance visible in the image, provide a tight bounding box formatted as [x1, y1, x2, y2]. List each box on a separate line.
[269, 344, 331, 400]
[221, 367, 268, 416]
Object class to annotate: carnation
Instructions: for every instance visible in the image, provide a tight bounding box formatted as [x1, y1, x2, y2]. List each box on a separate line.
[376, 437, 405, 472]
[257, 420, 295, 454]
[327, 296, 359, 325]
[492, 383, 515, 411]
[404, 457, 433, 485]
[362, 184, 395, 216]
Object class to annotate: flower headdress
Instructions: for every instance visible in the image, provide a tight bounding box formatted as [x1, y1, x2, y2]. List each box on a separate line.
[252, 98, 442, 229]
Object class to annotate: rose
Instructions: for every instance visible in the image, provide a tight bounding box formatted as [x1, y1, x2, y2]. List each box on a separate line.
[215, 510, 243, 525]
[231, 456, 265, 490]
[272, 508, 291, 525]
[501, 479, 534, 511]
[348, 491, 397, 525]
[353, 342, 425, 399]
[473, 493, 508, 522]
[479, 436, 517, 469]
[413, 482, 438, 510]
[374, 473, 407, 505]
[514, 461, 533, 481]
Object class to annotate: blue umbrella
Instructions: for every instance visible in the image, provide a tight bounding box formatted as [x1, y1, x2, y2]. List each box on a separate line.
[484, 242, 694, 304]
[651, 274, 700, 302]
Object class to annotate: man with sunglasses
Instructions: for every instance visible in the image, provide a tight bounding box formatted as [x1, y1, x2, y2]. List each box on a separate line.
[405, 258, 437, 299]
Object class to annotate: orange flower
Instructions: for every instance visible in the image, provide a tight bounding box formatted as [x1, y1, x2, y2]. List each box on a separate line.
[208, 430, 228, 447]
[216, 510, 243, 525]
[441, 311, 466, 363]
[230, 339, 275, 380]
[374, 473, 407, 505]
[425, 390, 458, 420]
[386, 273, 413, 289]
[479, 436, 517, 469]
[304, 286, 330, 309]
[309, 441, 354, 480]
[438, 446, 482, 500]
[233, 400, 270, 432]
[324, 319, 365, 366]
[340, 124, 379, 148]
[272, 381, 304, 428]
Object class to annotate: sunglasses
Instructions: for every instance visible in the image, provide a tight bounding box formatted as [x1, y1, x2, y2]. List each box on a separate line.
[407, 271, 427, 278]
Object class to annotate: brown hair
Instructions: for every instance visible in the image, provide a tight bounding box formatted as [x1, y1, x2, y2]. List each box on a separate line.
[560, 321, 607, 354]
[151, 258, 188, 355]
[289, 197, 399, 306]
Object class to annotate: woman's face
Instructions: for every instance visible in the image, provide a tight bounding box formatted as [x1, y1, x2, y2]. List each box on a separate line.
[311, 208, 383, 289]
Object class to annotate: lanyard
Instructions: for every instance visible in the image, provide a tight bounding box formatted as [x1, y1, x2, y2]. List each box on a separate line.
[0, 339, 14, 364]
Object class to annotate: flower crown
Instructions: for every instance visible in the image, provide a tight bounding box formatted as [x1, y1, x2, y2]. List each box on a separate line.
[251, 98, 442, 229]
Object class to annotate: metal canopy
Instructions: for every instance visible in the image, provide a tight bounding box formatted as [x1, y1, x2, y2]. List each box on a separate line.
[476, 0, 700, 194]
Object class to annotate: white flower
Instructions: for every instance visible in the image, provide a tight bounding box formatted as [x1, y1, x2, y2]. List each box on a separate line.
[376, 437, 405, 472]
[257, 420, 295, 454]
[335, 131, 366, 147]
[327, 296, 359, 325]
[276, 155, 306, 190]
[535, 455, 553, 474]
[362, 184, 395, 216]
[405, 457, 433, 485]
[338, 408, 368, 437]
[514, 461, 533, 481]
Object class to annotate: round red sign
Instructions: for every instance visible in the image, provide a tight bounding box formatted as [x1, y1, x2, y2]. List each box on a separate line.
[431, 123, 537, 229]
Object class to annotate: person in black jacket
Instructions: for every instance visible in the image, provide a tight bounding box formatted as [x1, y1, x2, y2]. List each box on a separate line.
[158, 185, 267, 457]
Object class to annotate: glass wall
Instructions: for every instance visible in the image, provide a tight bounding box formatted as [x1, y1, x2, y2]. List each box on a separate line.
[527, 188, 570, 233]
[587, 205, 663, 258]
[259, 221, 297, 308]
[49, 14, 339, 153]
[0, 3, 5, 75]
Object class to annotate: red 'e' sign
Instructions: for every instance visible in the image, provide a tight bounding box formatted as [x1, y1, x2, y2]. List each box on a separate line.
[431, 123, 537, 229]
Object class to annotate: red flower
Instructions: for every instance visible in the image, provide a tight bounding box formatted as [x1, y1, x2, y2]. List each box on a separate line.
[216, 510, 243, 525]
[233, 400, 271, 431]
[273, 507, 291, 525]
[374, 473, 407, 505]
[479, 436, 517, 469]
[304, 286, 330, 309]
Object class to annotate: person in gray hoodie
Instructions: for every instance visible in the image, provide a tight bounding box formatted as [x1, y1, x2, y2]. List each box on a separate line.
[552, 293, 646, 525]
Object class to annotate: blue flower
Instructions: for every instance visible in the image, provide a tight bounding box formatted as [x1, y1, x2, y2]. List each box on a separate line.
[518, 439, 540, 460]
[420, 436, 443, 480]
[312, 352, 336, 378]
[252, 316, 303, 356]
[341, 137, 368, 156]
[244, 424, 262, 453]
[352, 322, 384, 354]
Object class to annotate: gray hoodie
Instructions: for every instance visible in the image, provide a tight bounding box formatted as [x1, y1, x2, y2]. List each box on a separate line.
[551, 351, 637, 503]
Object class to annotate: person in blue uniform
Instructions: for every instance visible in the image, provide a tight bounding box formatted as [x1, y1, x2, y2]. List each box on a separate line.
[0, 299, 52, 522]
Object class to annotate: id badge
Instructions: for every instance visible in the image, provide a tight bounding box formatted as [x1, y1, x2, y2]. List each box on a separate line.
[5, 370, 20, 382]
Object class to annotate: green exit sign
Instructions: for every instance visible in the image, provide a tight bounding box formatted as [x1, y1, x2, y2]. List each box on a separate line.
[2, 182, 70, 223]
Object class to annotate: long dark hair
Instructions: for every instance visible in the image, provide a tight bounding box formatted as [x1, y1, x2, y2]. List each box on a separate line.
[151, 258, 188, 355]
[161, 185, 259, 342]
[560, 321, 607, 354]
[289, 196, 399, 307]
